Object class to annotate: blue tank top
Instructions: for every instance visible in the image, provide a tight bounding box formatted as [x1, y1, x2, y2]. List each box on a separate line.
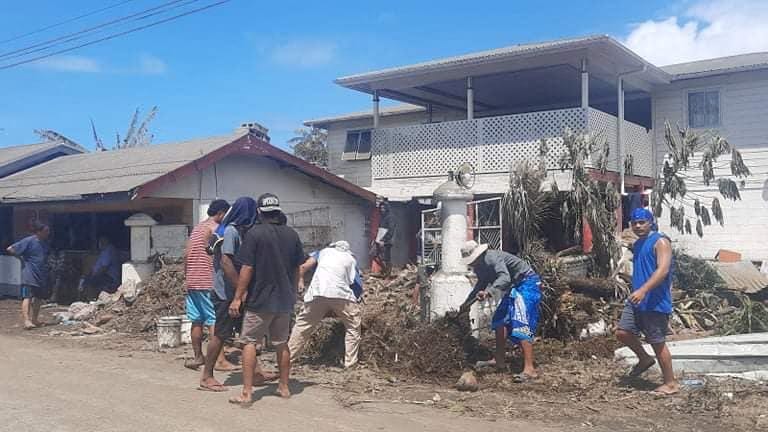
[632, 232, 673, 313]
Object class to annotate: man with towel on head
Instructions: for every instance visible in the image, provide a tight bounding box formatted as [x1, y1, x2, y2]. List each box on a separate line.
[615, 208, 678, 395]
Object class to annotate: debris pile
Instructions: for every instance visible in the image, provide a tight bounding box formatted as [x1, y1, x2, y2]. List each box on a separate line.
[298, 266, 488, 377]
[95, 259, 186, 333]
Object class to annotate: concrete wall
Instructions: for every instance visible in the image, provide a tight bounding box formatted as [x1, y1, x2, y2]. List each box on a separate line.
[149, 154, 372, 266]
[652, 70, 768, 261]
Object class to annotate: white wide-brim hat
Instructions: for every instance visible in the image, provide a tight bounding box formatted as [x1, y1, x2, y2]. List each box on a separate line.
[460, 240, 489, 266]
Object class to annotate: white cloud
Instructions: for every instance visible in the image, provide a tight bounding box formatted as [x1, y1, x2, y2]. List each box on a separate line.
[32, 55, 101, 73]
[270, 40, 337, 67]
[137, 53, 167, 75]
[624, 0, 768, 65]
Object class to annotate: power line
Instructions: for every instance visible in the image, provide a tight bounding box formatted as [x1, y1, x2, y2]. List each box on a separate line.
[0, 0, 197, 61]
[0, 0, 231, 71]
[0, 0, 138, 45]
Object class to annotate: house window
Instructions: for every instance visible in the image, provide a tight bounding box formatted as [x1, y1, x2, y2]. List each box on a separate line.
[342, 130, 372, 160]
[688, 90, 720, 128]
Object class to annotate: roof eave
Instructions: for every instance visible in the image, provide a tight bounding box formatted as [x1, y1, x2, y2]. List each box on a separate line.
[670, 64, 768, 81]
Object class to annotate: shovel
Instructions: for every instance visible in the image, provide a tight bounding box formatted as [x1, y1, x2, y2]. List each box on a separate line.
[446, 297, 478, 322]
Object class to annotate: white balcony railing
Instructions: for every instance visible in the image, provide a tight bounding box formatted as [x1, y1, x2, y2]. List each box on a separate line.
[370, 107, 653, 179]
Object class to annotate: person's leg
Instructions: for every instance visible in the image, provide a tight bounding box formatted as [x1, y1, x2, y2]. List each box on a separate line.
[287, 300, 328, 364]
[335, 300, 362, 368]
[271, 314, 292, 398]
[31, 297, 42, 326]
[210, 323, 237, 371]
[201, 297, 235, 389]
[616, 304, 655, 374]
[230, 311, 264, 404]
[187, 323, 205, 367]
[494, 325, 508, 370]
[650, 342, 678, 394]
[238, 342, 257, 402]
[519, 340, 537, 377]
[20, 286, 34, 328]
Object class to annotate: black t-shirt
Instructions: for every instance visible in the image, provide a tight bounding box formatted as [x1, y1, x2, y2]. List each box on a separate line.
[236, 221, 305, 313]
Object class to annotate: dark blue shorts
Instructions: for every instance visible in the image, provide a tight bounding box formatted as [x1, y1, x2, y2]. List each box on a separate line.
[618, 303, 670, 344]
[20, 285, 50, 300]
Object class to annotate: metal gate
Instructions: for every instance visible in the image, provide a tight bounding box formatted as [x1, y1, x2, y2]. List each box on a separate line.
[420, 197, 503, 267]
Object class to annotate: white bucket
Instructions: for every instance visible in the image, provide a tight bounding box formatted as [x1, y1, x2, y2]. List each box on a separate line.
[157, 316, 182, 348]
[180, 317, 192, 345]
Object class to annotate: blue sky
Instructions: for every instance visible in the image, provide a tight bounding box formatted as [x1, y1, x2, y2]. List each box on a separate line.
[1, 0, 765, 151]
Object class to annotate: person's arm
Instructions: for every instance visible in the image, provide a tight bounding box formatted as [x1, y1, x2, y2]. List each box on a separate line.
[6, 245, 16, 256]
[298, 256, 317, 291]
[6, 238, 26, 259]
[221, 254, 239, 287]
[229, 265, 253, 317]
[465, 278, 489, 304]
[629, 237, 673, 305]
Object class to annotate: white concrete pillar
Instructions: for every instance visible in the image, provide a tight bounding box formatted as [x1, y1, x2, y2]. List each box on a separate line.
[124, 213, 158, 262]
[466, 76, 474, 120]
[373, 90, 380, 128]
[428, 173, 473, 320]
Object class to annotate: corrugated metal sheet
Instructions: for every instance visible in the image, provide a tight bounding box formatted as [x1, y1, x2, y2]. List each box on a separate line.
[304, 104, 424, 127]
[0, 142, 77, 167]
[662, 52, 768, 80]
[712, 261, 768, 294]
[335, 35, 670, 88]
[0, 134, 242, 202]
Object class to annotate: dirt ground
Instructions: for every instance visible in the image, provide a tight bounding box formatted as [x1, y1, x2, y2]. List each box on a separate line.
[2, 298, 767, 432]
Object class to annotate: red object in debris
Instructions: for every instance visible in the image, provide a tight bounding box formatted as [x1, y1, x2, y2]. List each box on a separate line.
[582, 217, 593, 253]
[715, 249, 742, 263]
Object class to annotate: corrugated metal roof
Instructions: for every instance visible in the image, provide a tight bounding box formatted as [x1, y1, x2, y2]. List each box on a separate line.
[662, 52, 768, 80]
[0, 134, 242, 202]
[712, 261, 768, 294]
[0, 142, 75, 167]
[304, 104, 425, 127]
[335, 35, 670, 88]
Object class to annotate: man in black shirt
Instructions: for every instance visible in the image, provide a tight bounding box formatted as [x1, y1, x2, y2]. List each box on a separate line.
[229, 193, 304, 403]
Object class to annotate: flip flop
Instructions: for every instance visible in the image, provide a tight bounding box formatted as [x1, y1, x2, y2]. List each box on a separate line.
[628, 359, 656, 377]
[228, 395, 253, 407]
[513, 373, 537, 383]
[197, 383, 228, 392]
[650, 388, 680, 397]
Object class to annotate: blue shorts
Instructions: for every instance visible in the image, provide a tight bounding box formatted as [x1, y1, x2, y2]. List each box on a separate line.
[20, 285, 50, 299]
[491, 274, 542, 344]
[186, 290, 215, 326]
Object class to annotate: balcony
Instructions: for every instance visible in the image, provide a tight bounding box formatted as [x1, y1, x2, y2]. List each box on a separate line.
[370, 107, 653, 181]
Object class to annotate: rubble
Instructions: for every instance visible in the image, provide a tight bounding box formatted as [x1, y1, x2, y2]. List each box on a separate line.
[455, 370, 478, 392]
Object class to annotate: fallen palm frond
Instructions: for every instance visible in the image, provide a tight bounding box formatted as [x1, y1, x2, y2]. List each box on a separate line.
[718, 295, 768, 335]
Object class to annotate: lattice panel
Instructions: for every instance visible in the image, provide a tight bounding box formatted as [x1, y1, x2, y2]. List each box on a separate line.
[624, 122, 654, 177]
[588, 109, 620, 172]
[372, 108, 587, 179]
[481, 108, 585, 172]
[372, 119, 479, 178]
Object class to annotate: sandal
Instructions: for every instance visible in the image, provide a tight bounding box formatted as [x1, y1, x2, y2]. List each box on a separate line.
[513, 373, 537, 383]
[197, 382, 228, 392]
[228, 395, 253, 407]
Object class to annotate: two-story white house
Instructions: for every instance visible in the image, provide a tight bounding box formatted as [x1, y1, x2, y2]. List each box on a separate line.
[305, 35, 768, 265]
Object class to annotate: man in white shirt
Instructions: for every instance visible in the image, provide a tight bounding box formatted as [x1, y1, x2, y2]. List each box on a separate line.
[288, 240, 362, 368]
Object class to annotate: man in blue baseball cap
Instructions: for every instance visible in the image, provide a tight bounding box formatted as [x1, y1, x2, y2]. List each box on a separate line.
[615, 208, 678, 395]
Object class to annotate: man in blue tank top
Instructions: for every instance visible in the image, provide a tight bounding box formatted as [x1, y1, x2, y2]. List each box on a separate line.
[615, 208, 679, 395]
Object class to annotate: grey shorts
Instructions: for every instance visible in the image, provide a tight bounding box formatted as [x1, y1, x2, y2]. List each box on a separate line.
[618, 303, 670, 344]
[240, 311, 291, 346]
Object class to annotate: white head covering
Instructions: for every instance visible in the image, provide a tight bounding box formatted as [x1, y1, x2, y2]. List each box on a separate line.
[460, 240, 489, 266]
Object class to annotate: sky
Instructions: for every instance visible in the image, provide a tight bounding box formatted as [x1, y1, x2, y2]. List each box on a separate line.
[1, 0, 767, 151]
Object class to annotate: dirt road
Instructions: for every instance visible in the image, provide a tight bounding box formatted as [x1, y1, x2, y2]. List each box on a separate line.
[0, 333, 560, 432]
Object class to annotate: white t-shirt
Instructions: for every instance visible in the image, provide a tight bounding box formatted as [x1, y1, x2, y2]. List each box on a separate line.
[303, 247, 358, 303]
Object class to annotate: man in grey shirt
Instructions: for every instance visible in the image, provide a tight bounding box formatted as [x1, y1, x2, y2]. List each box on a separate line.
[461, 241, 542, 382]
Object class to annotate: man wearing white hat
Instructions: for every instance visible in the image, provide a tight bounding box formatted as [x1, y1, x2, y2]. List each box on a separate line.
[288, 240, 363, 368]
[460, 240, 542, 382]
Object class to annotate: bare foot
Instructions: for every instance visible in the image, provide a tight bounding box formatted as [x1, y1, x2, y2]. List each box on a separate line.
[23, 320, 36, 330]
[652, 382, 680, 396]
[275, 384, 291, 399]
[228, 394, 253, 406]
[253, 371, 279, 385]
[198, 377, 227, 392]
[215, 360, 240, 372]
[184, 357, 205, 370]
[522, 368, 539, 379]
